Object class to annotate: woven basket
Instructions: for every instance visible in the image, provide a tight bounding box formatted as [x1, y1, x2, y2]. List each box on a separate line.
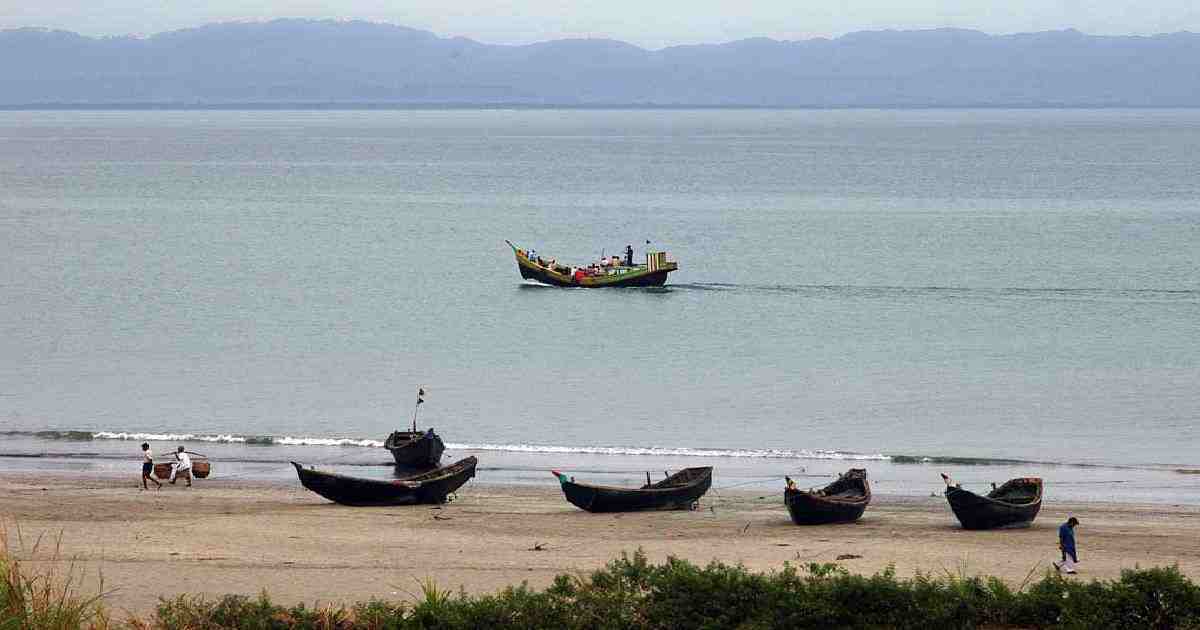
[153, 462, 206, 479]
[192, 461, 211, 478]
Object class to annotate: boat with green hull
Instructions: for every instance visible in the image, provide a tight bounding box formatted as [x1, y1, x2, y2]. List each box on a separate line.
[507, 241, 678, 287]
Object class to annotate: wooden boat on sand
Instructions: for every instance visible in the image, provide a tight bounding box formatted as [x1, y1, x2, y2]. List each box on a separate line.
[384, 429, 445, 468]
[785, 468, 871, 525]
[292, 456, 477, 506]
[552, 468, 712, 512]
[942, 475, 1043, 529]
[507, 241, 678, 287]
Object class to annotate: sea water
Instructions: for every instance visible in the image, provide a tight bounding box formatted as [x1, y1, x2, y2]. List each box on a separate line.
[1, 108, 1197, 501]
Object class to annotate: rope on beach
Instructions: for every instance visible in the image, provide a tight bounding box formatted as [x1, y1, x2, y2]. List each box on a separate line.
[698, 476, 792, 511]
[210, 464, 293, 481]
[713, 476, 784, 491]
[206, 443, 393, 481]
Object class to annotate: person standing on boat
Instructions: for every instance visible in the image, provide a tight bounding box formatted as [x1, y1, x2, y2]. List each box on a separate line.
[140, 442, 162, 490]
[625, 244, 634, 267]
[170, 446, 193, 487]
[1054, 517, 1080, 574]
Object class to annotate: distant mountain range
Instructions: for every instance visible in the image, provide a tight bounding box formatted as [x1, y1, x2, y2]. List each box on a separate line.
[2, 19, 1199, 106]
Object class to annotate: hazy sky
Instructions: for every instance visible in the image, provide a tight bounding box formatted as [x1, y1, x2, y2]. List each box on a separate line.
[2, 0, 1198, 48]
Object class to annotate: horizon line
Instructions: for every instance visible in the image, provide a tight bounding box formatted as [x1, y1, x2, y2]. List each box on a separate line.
[2, 19, 1198, 52]
[5, 103, 1200, 112]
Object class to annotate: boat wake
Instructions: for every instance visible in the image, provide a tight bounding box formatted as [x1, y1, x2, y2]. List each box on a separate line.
[671, 283, 1200, 303]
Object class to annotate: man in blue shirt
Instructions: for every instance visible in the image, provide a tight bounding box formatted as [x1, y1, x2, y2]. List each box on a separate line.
[1054, 517, 1080, 574]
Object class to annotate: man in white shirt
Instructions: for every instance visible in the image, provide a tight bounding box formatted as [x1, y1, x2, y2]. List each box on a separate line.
[170, 446, 193, 487]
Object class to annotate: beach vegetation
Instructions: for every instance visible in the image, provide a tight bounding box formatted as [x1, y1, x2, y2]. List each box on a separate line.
[138, 553, 1200, 629]
[5, 540, 1200, 629]
[0, 525, 111, 630]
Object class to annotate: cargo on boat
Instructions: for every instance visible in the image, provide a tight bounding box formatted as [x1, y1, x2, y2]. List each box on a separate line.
[507, 241, 677, 287]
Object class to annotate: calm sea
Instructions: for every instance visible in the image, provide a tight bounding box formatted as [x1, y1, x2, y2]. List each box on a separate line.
[1, 109, 1197, 501]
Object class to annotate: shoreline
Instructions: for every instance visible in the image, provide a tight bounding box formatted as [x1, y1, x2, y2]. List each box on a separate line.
[4, 445, 1199, 506]
[3, 471, 1198, 615]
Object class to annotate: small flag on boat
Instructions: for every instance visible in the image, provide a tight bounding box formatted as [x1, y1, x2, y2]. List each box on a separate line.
[416, 388, 425, 405]
[552, 470, 570, 484]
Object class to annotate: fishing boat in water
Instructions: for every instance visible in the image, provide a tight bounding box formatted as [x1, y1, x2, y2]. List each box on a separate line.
[384, 387, 445, 468]
[552, 468, 712, 512]
[506, 241, 678, 287]
[384, 429, 445, 468]
[291, 456, 477, 506]
[942, 474, 1043, 529]
[785, 468, 871, 525]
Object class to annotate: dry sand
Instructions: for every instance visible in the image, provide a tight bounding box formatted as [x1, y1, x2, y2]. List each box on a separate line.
[2, 472, 1198, 617]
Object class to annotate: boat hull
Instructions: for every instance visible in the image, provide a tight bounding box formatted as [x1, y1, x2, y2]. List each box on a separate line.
[784, 469, 871, 525]
[292, 457, 476, 506]
[384, 430, 445, 468]
[558, 468, 712, 512]
[518, 261, 672, 287]
[785, 491, 869, 525]
[944, 479, 1042, 530]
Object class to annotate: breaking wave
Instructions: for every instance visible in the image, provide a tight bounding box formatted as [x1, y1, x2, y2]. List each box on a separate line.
[447, 442, 887, 460]
[2, 430, 883, 461]
[2, 430, 1181, 470]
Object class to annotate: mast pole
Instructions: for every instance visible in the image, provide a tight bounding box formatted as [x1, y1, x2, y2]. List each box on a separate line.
[411, 386, 423, 433]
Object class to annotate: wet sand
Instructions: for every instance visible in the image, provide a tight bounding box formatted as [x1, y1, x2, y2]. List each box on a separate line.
[2, 472, 1198, 617]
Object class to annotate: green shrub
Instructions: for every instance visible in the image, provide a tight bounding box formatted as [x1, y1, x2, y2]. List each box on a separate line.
[7, 536, 1200, 629]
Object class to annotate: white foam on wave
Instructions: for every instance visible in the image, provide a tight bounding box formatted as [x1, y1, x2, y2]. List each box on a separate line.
[93, 431, 247, 443]
[86, 431, 887, 460]
[273, 436, 385, 447]
[91, 431, 383, 447]
[447, 442, 889, 460]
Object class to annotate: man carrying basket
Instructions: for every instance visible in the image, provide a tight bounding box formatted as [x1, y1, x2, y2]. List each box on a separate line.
[170, 446, 193, 487]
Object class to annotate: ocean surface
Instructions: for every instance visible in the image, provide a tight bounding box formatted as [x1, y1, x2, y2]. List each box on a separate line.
[1, 108, 1198, 502]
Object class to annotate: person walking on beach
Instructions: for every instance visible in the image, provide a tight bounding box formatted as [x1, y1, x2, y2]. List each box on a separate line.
[170, 446, 193, 487]
[141, 443, 162, 490]
[1054, 517, 1080, 574]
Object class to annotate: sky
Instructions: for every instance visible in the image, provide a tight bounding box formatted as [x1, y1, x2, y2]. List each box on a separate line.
[1, 0, 1198, 48]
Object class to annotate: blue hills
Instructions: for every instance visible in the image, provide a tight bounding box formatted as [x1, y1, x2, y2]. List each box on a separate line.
[2, 19, 1199, 106]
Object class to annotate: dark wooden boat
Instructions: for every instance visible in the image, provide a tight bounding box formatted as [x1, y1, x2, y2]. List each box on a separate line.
[785, 468, 871, 525]
[943, 476, 1043, 529]
[552, 467, 712, 512]
[507, 241, 678, 287]
[291, 456, 477, 506]
[384, 428, 445, 468]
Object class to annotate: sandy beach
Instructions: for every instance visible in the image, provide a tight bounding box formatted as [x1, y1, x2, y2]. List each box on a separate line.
[3, 471, 1199, 617]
